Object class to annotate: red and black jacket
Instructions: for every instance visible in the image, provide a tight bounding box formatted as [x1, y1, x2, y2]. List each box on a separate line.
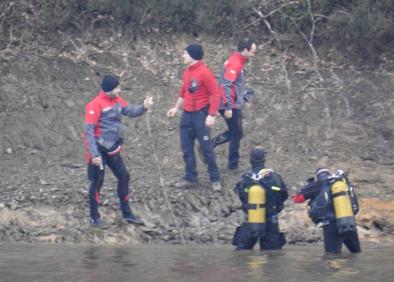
[179, 61, 221, 115]
[84, 90, 145, 162]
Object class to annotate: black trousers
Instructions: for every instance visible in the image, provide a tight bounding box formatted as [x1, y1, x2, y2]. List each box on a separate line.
[323, 221, 361, 253]
[233, 221, 286, 251]
[88, 153, 132, 220]
[180, 108, 220, 182]
[212, 109, 243, 169]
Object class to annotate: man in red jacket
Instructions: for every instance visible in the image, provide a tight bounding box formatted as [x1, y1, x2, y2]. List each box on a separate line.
[167, 43, 222, 192]
[84, 74, 153, 227]
[213, 38, 257, 171]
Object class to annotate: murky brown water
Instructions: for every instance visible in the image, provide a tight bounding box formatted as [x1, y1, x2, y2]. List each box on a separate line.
[0, 243, 392, 282]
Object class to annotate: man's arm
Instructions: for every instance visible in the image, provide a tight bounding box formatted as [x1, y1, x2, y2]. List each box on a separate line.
[167, 76, 186, 118]
[235, 179, 249, 214]
[222, 79, 234, 111]
[122, 104, 146, 117]
[167, 97, 184, 117]
[222, 61, 242, 112]
[293, 181, 320, 203]
[84, 102, 102, 159]
[117, 96, 146, 118]
[269, 173, 288, 213]
[203, 68, 221, 116]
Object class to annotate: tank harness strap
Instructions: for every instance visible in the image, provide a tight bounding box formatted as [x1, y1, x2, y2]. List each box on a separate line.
[258, 168, 273, 178]
[332, 191, 348, 198]
[248, 203, 266, 209]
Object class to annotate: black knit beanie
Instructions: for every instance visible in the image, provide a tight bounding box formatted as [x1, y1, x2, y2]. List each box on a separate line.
[186, 44, 204, 60]
[101, 75, 119, 92]
[250, 147, 266, 166]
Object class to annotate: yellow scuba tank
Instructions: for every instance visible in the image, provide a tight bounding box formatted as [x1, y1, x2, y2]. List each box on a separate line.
[247, 184, 266, 236]
[331, 180, 356, 234]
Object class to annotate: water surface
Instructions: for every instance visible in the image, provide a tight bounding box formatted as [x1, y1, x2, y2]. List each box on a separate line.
[0, 243, 392, 282]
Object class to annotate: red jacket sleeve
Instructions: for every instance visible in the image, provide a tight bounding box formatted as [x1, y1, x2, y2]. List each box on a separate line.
[203, 68, 220, 115]
[84, 101, 101, 161]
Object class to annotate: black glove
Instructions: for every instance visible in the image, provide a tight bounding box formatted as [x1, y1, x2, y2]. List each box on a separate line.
[243, 88, 255, 102]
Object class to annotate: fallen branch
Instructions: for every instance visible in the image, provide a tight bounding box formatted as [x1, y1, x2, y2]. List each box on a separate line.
[242, 2, 290, 30]
[251, 6, 284, 48]
[287, 0, 325, 81]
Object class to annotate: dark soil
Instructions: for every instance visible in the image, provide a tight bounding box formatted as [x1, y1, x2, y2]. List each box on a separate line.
[0, 35, 393, 244]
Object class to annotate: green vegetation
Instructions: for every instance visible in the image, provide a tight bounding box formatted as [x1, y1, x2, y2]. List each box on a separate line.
[1, 0, 393, 61]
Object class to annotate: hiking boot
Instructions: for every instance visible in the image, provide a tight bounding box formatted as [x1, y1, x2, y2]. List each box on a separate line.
[174, 180, 198, 189]
[211, 181, 222, 192]
[123, 214, 144, 225]
[90, 218, 109, 229]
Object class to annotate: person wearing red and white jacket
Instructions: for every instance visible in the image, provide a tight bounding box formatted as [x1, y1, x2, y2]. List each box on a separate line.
[84, 74, 153, 227]
[167, 43, 222, 192]
[214, 38, 257, 171]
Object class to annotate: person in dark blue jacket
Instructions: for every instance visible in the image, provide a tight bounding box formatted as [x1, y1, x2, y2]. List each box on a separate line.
[293, 167, 361, 254]
[233, 147, 288, 250]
